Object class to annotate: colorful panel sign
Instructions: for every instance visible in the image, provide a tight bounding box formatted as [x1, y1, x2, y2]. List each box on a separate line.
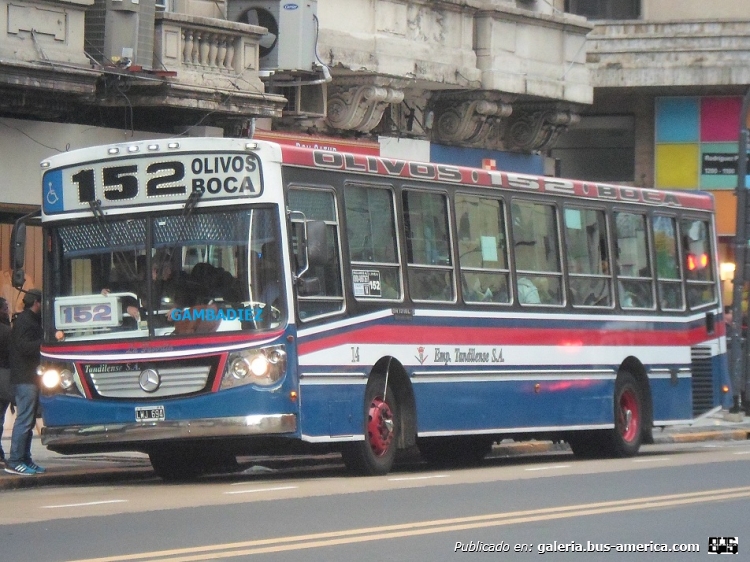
[655, 96, 744, 190]
[655, 144, 699, 189]
[701, 97, 742, 142]
[655, 97, 699, 143]
[700, 143, 739, 189]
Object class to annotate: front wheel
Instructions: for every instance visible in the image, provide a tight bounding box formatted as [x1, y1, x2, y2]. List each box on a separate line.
[341, 380, 398, 475]
[149, 445, 239, 481]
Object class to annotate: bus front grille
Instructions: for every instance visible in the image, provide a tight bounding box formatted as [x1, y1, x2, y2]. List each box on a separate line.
[87, 366, 212, 399]
[691, 346, 714, 417]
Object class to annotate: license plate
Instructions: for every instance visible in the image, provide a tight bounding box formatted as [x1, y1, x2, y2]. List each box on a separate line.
[135, 405, 165, 422]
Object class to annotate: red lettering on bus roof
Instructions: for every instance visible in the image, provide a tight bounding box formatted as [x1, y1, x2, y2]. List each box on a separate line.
[282, 145, 714, 211]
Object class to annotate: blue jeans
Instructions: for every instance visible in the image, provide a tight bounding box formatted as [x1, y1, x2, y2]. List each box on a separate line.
[0, 399, 9, 459]
[8, 384, 38, 467]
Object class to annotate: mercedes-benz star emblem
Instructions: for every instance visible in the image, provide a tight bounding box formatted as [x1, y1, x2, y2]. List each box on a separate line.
[139, 369, 161, 393]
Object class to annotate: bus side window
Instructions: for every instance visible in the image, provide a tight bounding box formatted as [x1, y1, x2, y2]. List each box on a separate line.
[288, 188, 345, 320]
[653, 215, 684, 310]
[681, 218, 717, 309]
[564, 207, 612, 308]
[455, 193, 510, 304]
[615, 212, 654, 310]
[403, 190, 455, 302]
[344, 184, 402, 300]
[510, 200, 563, 306]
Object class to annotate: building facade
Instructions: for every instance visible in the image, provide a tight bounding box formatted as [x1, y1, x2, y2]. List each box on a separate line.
[1, 0, 749, 309]
[0, 0, 593, 303]
[555, 0, 750, 306]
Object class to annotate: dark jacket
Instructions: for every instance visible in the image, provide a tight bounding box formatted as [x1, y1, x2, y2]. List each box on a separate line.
[9, 308, 42, 385]
[0, 316, 10, 369]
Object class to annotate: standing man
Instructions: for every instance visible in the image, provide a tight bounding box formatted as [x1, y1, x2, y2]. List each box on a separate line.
[4, 289, 45, 475]
[0, 297, 12, 466]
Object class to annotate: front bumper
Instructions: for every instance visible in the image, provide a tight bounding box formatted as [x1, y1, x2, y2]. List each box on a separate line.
[41, 413, 297, 448]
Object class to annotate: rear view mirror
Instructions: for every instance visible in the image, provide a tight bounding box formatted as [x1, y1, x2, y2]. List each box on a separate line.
[306, 220, 329, 267]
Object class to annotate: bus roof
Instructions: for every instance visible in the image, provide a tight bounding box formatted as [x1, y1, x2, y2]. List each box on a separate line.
[38, 138, 714, 213]
[278, 144, 715, 213]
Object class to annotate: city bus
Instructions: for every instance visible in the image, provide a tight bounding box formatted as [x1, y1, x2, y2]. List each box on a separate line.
[11, 137, 730, 479]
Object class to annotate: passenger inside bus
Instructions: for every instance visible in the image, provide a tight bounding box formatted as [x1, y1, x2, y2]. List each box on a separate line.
[103, 252, 184, 323]
[517, 277, 541, 304]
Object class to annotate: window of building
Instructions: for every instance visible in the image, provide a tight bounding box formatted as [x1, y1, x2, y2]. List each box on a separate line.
[550, 115, 635, 182]
[565, 0, 640, 20]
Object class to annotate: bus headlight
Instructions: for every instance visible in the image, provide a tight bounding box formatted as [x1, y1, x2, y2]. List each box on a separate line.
[39, 363, 83, 396]
[42, 369, 61, 389]
[222, 345, 287, 389]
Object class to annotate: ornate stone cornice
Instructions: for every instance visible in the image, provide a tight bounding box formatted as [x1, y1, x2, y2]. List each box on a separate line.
[431, 93, 582, 152]
[433, 98, 512, 146]
[431, 92, 513, 148]
[504, 105, 580, 152]
[326, 84, 405, 133]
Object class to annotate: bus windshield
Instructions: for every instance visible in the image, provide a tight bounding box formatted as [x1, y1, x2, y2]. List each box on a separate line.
[47, 206, 285, 341]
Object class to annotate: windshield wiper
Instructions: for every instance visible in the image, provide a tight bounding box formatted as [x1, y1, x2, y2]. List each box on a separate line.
[89, 199, 138, 281]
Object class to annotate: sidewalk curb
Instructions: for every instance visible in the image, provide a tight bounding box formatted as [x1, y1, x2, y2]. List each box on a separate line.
[655, 428, 750, 444]
[1, 427, 748, 491]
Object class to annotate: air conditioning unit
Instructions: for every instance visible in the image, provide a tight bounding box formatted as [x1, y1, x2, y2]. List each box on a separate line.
[227, 0, 318, 72]
[85, 0, 156, 70]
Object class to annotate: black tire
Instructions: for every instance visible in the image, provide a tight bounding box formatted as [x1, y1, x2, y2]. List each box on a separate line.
[567, 431, 608, 458]
[568, 372, 644, 459]
[149, 444, 239, 481]
[149, 447, 203, 481]
[609, 371, 643, 457]
[418, 436, 492, 467]
[341, 379, 398, 476]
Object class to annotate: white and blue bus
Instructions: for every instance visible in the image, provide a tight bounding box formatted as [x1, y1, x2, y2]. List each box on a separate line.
[12, 137, 730, 479]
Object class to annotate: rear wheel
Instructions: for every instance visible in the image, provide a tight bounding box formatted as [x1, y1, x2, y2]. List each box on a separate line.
[610, 372, 643, 457]
[341, 380, 398, 475]
[568, 371, 644, 459]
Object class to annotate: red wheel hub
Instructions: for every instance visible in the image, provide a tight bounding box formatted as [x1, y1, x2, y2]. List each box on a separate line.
[367, 397, 394, 457]
[618, 389, 639, 443]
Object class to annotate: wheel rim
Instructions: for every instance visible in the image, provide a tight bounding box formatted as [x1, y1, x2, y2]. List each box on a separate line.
[367, 397, 394, 457]
[618, 388, 640, 443]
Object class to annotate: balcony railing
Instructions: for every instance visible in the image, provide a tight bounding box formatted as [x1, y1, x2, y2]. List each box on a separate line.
[154, 12, 265, 90]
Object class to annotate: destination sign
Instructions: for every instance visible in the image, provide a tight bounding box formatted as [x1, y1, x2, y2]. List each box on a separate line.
[43, 152, 264, 214]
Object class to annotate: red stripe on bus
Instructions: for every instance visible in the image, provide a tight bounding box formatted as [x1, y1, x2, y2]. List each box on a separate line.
[45, 329, 284, 355]
[280, 146, 714, 211]
[298, 325, 714, 355]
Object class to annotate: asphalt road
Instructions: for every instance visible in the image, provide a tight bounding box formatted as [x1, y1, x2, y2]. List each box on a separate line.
[0, 438, 748, 562]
